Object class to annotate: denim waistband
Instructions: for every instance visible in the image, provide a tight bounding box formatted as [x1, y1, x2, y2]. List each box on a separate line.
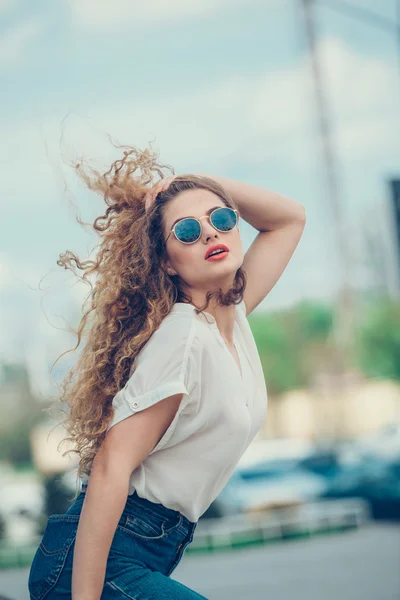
[78, 483, 196, 529]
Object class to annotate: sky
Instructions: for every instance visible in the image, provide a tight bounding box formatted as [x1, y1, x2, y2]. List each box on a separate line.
[1, 0, 400, 395]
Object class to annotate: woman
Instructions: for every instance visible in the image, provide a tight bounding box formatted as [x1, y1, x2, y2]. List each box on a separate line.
[28, 144, 306, 599]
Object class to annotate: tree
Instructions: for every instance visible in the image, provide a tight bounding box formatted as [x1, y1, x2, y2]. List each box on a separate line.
[356, 298, 400, 380]
[249, 300, 334, 394]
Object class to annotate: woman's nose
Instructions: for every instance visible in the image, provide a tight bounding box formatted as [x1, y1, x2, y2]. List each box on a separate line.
[201, 217, 218, 240]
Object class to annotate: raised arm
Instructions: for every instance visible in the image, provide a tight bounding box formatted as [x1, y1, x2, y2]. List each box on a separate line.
[195, 173, 306, 315]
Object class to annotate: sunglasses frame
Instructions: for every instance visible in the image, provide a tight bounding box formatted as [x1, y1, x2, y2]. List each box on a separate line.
[165, 207, 239, 244]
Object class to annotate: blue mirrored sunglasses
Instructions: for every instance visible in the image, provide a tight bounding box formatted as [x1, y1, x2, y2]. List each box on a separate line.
[165, 207, 239, 244]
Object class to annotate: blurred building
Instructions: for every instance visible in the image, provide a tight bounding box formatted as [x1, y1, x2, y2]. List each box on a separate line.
[262, 377, 400, 442]
[26, 376, 400, 479]
[30, 419, 78, 475]
[0, 362, 36, 432]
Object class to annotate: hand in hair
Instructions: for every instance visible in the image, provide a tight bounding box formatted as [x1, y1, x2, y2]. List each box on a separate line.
[144, 176, 177, 213]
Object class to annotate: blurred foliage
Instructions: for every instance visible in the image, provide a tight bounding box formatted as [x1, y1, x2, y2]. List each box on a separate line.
[249, 300, 334, 395]
[248, 296, 400, 395]
[0, 421, 34, 467]
[0, 363, 45, 467]
[44, 473, 73, 517]
[35, 474, 73, 536]
[355, 297, 400, 380]
[1, 296, 399, 480]
[0, 512, 5, 541]
[0, 405, 43, 467]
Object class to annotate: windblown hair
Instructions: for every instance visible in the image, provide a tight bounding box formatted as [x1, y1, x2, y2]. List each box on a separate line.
[53, 143, 247, 497]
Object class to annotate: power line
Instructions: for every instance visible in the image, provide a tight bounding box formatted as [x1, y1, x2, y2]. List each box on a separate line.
[316, 0, 400, 100]
[318, 0, 398, 33]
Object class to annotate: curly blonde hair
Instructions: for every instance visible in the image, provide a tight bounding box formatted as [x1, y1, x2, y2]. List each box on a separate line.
[53, 143, 247, 497]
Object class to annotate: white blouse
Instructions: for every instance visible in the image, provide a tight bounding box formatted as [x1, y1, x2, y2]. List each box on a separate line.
[79, 298, 268, 522]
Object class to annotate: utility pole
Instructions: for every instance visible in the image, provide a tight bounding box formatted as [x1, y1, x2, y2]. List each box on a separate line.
[300, 0, 355, 372]
[398, 1, 400, 88]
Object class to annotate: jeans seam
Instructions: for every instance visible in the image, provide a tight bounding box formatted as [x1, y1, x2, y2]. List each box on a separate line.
[166, 524, 195, 576]
[106, 580, 138, 600]
[126, 499, 180, 526]
[125, 514, 166, 539]
[116, 524, 167, 541]
[48, 514, 80, 522]
[118, 512, 183, 540]
[29, 537, 75, 599]
[39, 538, 75, 556]
[165, 513, 183, 535]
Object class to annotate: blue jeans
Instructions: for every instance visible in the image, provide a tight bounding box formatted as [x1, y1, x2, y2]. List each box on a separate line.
[28, 489, 207, 599]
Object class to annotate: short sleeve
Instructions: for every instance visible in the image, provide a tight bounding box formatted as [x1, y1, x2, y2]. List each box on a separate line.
[106, 314, 198, 451]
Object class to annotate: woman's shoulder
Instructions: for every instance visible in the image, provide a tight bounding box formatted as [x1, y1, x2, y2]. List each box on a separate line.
[138, 300, 248, 361]
[156, 307, 197, 339]
[136, 308, 199, 361]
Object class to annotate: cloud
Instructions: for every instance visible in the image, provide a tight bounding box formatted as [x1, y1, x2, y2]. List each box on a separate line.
[51, 38, 397, 166]
[67, 0, 269, 31]
[88, 36, 399, 169]
[0, 252, 85, 365]
[0, 35, 398, 210]
[2, 35, 399, 363]
[0, 0, 17, 13]
[0, 67, 310, 210]
[0, 18, 43, 67]
[318, 37, 400, 158]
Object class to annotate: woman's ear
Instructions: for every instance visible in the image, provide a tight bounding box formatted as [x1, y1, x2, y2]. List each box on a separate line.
[162, 261, 176, 277]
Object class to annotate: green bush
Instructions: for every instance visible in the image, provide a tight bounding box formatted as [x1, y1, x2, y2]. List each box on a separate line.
[355, 298, 400, 380]
[249, 300, 334, 395]
[249, 296, 400, 394]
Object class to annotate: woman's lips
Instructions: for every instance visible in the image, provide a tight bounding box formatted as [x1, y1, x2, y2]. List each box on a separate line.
[205, 251, 229, 262]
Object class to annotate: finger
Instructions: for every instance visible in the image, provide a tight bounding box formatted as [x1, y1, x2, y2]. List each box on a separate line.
[162, 176, 176, 190]
[144, 194, 154, 211]
[154, 180, 166, 194]
[145, 177, 174, 211]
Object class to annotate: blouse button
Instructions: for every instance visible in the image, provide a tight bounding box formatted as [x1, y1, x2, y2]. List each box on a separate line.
[132, 401, 139, 409]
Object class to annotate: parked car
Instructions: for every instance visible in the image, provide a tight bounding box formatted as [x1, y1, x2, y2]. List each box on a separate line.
[321, 454, 400, 520]
[202, 437, 400, 520]
[201, 456, 328, 518]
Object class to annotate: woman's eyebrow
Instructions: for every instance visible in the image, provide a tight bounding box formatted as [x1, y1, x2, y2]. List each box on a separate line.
[170, 206, 222, 229]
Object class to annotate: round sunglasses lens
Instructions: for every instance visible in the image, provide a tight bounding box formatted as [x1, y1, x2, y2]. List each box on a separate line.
[211, 207, 237, 231]
[175, 218, 201, 243]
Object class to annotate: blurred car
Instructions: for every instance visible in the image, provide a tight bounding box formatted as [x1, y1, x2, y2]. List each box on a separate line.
[350, 423, 400, 461]
[202, 436, 400, 520]
[201, 456, 328, 519]
[321, 454, 400, 520]
[296, 449, 342, 479]
[237, 454, 328, 513]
